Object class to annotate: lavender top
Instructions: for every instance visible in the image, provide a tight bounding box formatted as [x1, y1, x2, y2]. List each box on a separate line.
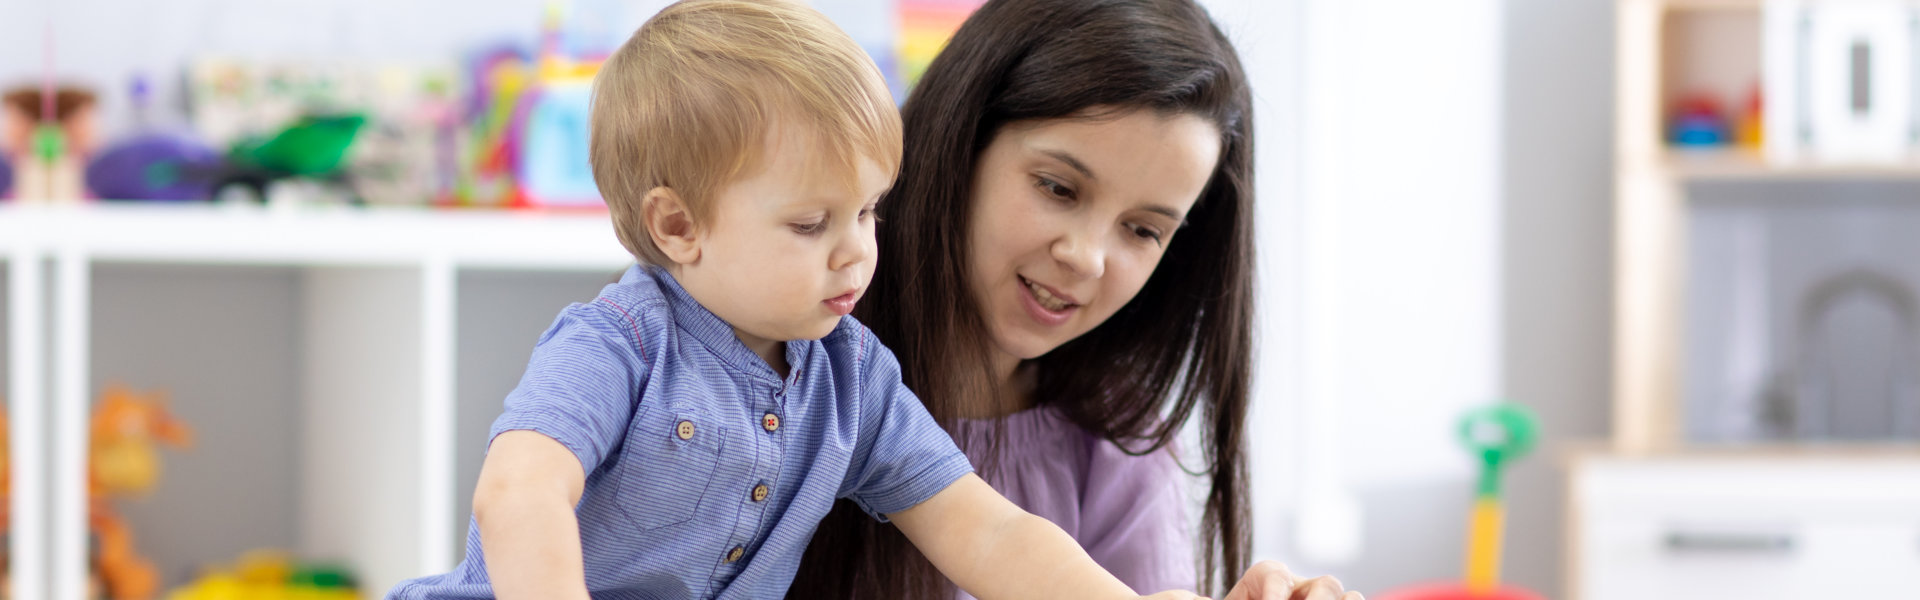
[951, 406, 1196, 597]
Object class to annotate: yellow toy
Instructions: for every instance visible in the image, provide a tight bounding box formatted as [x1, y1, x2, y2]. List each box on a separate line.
[165, 549, 360, 600]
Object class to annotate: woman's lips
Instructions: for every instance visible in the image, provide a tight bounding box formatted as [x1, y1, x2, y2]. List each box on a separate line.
[1018, 276, 1076, 326]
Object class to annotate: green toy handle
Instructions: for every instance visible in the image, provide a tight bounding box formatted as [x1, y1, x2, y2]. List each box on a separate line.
[1457, 403, 1540, 498]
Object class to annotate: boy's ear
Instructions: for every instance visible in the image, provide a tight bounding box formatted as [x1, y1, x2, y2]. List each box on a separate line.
[641, 186, 702, 265]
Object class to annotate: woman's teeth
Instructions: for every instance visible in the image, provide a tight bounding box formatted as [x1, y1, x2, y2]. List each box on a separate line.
[1024, 277, 1073, 311]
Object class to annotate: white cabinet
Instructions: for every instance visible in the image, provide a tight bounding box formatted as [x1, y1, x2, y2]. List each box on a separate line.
[1571, 455, 1920, 599]
[1, 204, 631, 600]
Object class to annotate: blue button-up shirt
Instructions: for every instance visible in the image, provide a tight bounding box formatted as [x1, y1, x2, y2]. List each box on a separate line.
[389, 266, 974, 600]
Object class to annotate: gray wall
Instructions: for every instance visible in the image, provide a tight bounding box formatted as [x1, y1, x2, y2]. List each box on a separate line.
[90, 264, 306, 585]
[451, 268, 623, 563]
[1500, 0, 1615, 594]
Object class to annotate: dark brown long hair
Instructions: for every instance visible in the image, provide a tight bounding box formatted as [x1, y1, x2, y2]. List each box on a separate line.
[790, 0, 1254, 596]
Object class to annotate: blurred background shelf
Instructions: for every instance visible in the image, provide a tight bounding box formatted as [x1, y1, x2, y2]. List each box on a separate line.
[0, 203, 629, 597]
[1586, 0, 1920, 598]
[0, 204, 630, 270]
[1657, 148, 1920, 181]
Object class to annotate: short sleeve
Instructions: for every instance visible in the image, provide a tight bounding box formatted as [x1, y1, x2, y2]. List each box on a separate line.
[488, 299, 652, 477]
[837, 329, 974, 521]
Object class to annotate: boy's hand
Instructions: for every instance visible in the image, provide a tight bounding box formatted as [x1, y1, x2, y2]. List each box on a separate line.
[1221, 561, 1363, 600]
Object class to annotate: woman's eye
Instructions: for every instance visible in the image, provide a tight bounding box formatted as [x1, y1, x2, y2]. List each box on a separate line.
[1128, 224, 1164, 244]
[1035, 177, 1076, 201]
[791, 220, 825, 235]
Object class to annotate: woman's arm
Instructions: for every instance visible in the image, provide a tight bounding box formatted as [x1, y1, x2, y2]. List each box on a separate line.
[475, 430, 593, 600]
[889, 474, 1197, 600]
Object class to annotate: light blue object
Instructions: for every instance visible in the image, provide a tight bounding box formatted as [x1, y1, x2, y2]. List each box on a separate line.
[519, 82, 603, 207]
[814, 0, 904, 102]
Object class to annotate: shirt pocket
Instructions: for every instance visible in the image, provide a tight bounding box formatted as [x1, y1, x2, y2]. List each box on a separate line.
[616, 400, 724, 531]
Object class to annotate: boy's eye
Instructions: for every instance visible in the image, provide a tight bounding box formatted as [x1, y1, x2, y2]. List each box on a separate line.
[858, 203, 881, 222]
[791, 220, 825, 235]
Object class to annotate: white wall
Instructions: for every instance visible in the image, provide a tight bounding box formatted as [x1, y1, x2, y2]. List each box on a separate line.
[1208, 0, 1516, 593]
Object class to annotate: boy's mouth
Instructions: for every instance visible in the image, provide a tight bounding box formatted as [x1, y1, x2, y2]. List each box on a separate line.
[824, 290, 859, 316]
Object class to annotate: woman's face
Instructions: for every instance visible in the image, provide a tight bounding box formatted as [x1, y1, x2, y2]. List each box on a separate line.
[966, 108, 1221, 364]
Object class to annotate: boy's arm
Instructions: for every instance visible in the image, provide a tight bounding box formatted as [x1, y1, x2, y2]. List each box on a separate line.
[475, 430, 593, 600]
[889, 474, 1197, 600]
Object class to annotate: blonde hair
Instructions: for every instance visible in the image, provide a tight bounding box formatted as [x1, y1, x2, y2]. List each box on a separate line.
[589, 0, 902, 265]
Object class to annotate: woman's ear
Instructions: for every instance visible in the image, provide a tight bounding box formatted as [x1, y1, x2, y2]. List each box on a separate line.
[642, 186, 702, 265]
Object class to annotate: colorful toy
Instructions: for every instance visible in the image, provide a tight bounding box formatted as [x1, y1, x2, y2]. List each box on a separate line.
[459, 2, 607, 210]
[459, 44, 536, 208]
[1377, 403, 1546, 600]
[85, 77, 224, 202]
[1669, 92, 1730, 147]
[165, 549, 360, 600]
[2, 85, 98, 202]
[1736, 82, 1764, 150]
[208, 113, 369, 204]
[516, 2, 606, 209]
[0, 143, 13, 196]
[90, 384, 194, 600]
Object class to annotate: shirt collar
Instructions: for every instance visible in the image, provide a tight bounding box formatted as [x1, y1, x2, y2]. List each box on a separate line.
[636, 265, 810, 388]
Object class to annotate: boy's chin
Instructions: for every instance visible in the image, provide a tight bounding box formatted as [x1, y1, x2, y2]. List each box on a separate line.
[795, 316, 842, 341]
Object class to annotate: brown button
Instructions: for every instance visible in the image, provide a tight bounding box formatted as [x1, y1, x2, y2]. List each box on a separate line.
[725, 546, 744, 563]
[751, 483, 770, 503]
[761, 412, 780, 433]
[675, 420, 696, 440]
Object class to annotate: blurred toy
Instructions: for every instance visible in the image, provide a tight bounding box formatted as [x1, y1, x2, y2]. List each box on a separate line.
[186, 59, 460, 206]
[516, 1, 605, 208]
[1669, 92, 1729, 147]
[2, 85, 99, 202]
[165, 549, 360, 600]
[0, 145, 13, 197]
[90, 384, 194, 600]
[85, 76, 224, 201]
[459, 45, 535, 207]
[1377, 403, 1545, 600]
[459, 2, 607, 209]
[1736, 82, 1764, 150]
[207, 113, 368, 204]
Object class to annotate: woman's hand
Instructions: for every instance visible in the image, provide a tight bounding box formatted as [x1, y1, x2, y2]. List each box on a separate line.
[1221, 561, 1363, 600]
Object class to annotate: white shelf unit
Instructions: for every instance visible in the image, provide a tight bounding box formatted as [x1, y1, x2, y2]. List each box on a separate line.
[1574, 1, 1920, 599]
[5, 210, 50, 600]
[1, 203, 632, 600]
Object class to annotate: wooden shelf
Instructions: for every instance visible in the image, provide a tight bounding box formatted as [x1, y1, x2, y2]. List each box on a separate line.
[1561, 438, 1920, 465]
[1656, 147, 1920, 180]
[1632, 0, 1761, 13]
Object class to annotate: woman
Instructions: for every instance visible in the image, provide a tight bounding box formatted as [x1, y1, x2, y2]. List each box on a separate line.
[793, 0, 1358, 598]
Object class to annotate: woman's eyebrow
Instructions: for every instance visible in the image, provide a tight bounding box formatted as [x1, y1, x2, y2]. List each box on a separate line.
[1141, 204, 1184, 221]
[1037, 148, 1097, 182]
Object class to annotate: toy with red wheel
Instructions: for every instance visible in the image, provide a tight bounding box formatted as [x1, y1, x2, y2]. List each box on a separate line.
[1377, 404, 1547, 600]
